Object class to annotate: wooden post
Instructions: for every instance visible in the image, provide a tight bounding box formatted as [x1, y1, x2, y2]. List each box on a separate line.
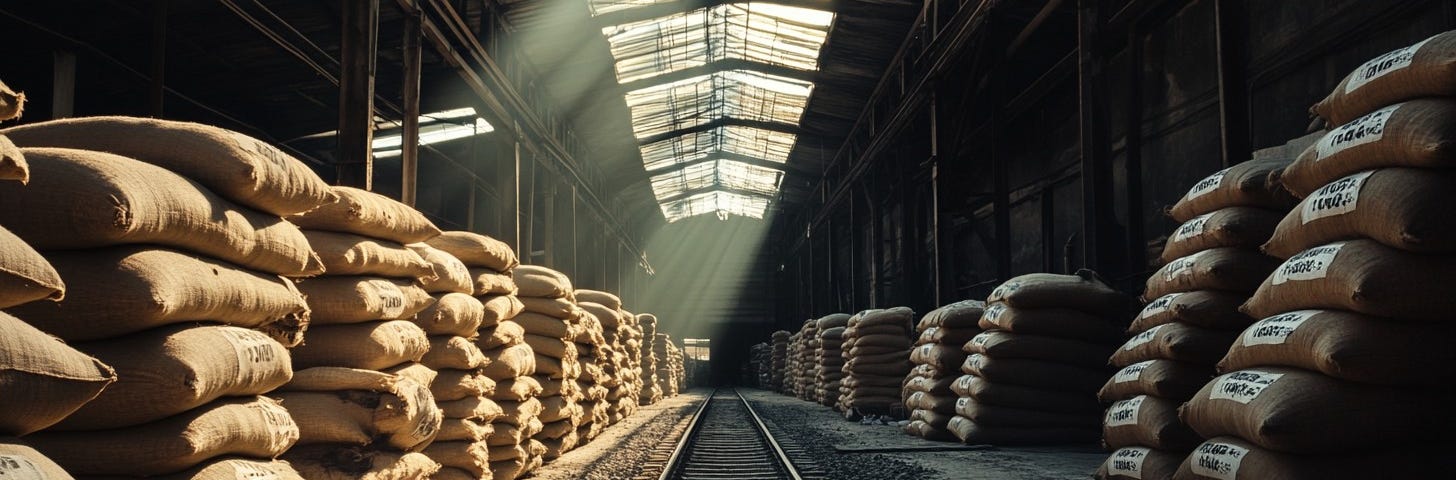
[1077, 0, 1118, 273]
[337, 0, 379, 189]
[401, 7, 422, 205]
[1215, 0, 1250, 167]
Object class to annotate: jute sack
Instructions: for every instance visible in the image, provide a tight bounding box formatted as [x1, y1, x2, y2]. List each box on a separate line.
[0, 438, 78, 480]
[118, 458, 305, 480]
[487, 417, 543, 446]
[1099, 359, 1212, 402]
[1288, 99, 1456, 197]
[910, 409, 956, 429]
[290, 321, 430, 370]
[1219, 309, 1456, 386]
[1131, 291, 1254, 332]
[1095, 446, 1183, 480]
[408, 243, 473, 294]
[1173, 436, 1456, 480]
[288, 186, 440, 244]
[56, 325, 291, 430]
[425, 231, 519, 272]
[575, 289, 622, 310]
[495, 397, 544, 427]
[0, 148, 321, 276]
[1102, 395, 1201, 450]
[1160, 207, 1283, 263]
[477, 322, 526, 351]
[964, 331, 1113, 366]
[850, 324, 912, 338]
[490, 376, 543, 401]
[489, 455, 543, 480]
[422, 335, 489, 370]
[952, 375, 1101, 413]
[927, 326, 982, 346]
[0, 134, 27, 183]
[1110, 323, 1239, 368]
[961, 354, 1107, 392]
[0, 312, 115, 436]
[525, 334, 575, 359]
[917, 300, 986, 331]
[439, 397, 506, 423]
[1266, 168, 1456, 257]
[422, 441, 489, 477]
[480, 344, 538, 379]
[9, 247, 309, 343]
[915, 327, 938, 346]
[481, 295, 525, 329]
[578, 302, 620, 333]
[539, 433, 581, 460]
[515, 312, 574, 339]
[946, 415, 1100, 445]
[437, 418, 494, 442]
[1313, 31, 1456, 125]
[859, 307, 914, 329]
[903, 420, 958, 441]
[295, 276, 433, 325]
[538, 396, 583, 423]
[1144, 248, 1281, 299]
[535, 354, 581, 380]
[304, 230, 434, 279]
[278, 370, 441, 451]
[989, 270, 1137, 317]
[909, 344, 967, 370]
[513, 265, 574, 299]
[383, 361, 438, 390]
[521, 296, 577, 319]
[954, 396, 1099, 429]
[1181, 368, 1452, 453]
[817, 312, 852, 330]
[433, 369, 496, 401]
[27, 396, 298, 476]
[978, 303, 1126, 344]
[855, 333, 911, 349]
[0, 224, 63, 308]
[1243, 239, 1456, 321]
[1169, 159, 1298, 222]
[1, 116, 335, 216]
[0, 81, 17, 121]
[536, 418, 574, 440]
[413, 293, 485, 337]
[906, 391, 958, 414]
[471, 268, 518, 296]
[283, 445, 442, 480]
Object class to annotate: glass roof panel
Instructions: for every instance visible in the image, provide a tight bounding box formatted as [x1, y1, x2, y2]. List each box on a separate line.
[659, 191, 770, 222]
[624, 70, 812, 140]
[601, 3, 831, 84]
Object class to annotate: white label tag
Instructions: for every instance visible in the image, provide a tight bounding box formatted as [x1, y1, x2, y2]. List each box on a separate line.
[1345, 36, 1434, 94]
[1113, 360, 1156, 384]
[367, 279, 408, 319]
[1185, 167, 1231, 200]
[970, 332, 992, 349]
[1272, 243, 1344, 285]
[1190, 441, 1249, 480]
[1107, 447, 1150, 479]
[981, 303, 1007, 323]
[1173, 213, 1214, 243]
[955, 397, 970, 410]
[234, 462, 281, 480]
[966, 354, 987, 372]
[1105, 395, 1146, 427]
[1301, 171, 1373, 224]
[954, 375, 974, 392]
[1161, 251, 1207, 282]
[1209, 370, 1284, 404]
[1242, 310, 1319, 346]
[918, 344, 934, 359]
[0, 455, 48, 480]
[1139, 293, 1182, 320]
[1123, 325, 1164, 351]
[990, 282, 1020, 301]
[1316, 105, 1398, 161]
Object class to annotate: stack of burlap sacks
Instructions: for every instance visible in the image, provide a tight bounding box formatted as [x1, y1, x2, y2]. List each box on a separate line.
[561, 292, 606, 454]
[790, 320, 818, 400]
[783, 329, 803, 396]
[0, 117, 348, 478]
[904, 301, 983, 441]
[837, 307, 914, 419]
[1172, 32, 1456, 479]
[948, 271, 1134, 445]
[813, 314, 850, 406]
[510, 265, 579, 464]
[751, 342, 771, 388]
[1096, 155, 1294, 478]
[576, 290, 642, 430]
[638, 314, 664, 404]
[769, 331, 790, 392]
[653, 333, 683, 397]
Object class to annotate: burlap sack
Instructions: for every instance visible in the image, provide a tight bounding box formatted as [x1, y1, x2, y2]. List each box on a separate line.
[304, 230, 434, 279]
[978, 303, 1126, 344]
[989, 270, 1137, 317]
[964, 331, 1113, 366]
[283, 445, 442, 480]
[961, 354, 1107, 392]
[437, 418, 494, 442]
[480, 344, 537, 379]
[927, 326, 982, 346]
[1266, 168, 1456, 257]
[433, 370, 496, 402]
[0, 224, 63, 309]
[0, 82, 16, 121]
[0, 134, 27, 183]
[296, 276, 433, 325]
[1131, 291, 1254, 332]
[439, 397, 505, 424]
[1169, 159, 1297, 222]
[27, 396, 298, 476]
[2, 116, 335, 216]
[382, 362, 438, 390]
[1144, 248, 1280, 299]
[492, 455, 544, 480]
[1173, 436, 1456, 480]
[422, 441, 489, 476]
[578, 302, 620, 333]
[537, 395, 583, 423]
[909, 409, 956, 429]
[535, 354, 581, 380]
[815, 312, 851, 330]
[849, 324, 912, 339]
[1243, 239, 1456, 321]
[0, 438, 79, 480]
[917, 300, 986, 331]
[290, 321, 430, 370]
[471, 268, 519, 296]
[407, 243, 474, 294]
[477, 321, 526, 351]
[278, 375, 440, 451]
[1313, 32, 1456, 126]
[520, 296, 577, 319]
[1181, 367, 1451, 453]
[57, 325, 290, 430]
[575, 289, 622, 310]
[1099, 359, 1212, 402]
[525, 334, 576, 360]
[288, 186, 439, 244]
[858, 307, 914, 329]
[1290, 99, 1456, 198]
[0, 312, 115, 436]
[412, 293, 485, 337]
[0, 148, 321, 275]
[515, 312, 574, 339]
[1160, 207, 1282, 263]
[487, 417, 543, 446]
[512, 265, 573, 299]
[1110, 323, 1238, 367]
[1219, 309, 1454, 386]
[490, 376, 543, 402]
[1095, 446, 1184, 480]
[855, 334, 911, 349]
[954, 396, 1098, 429]
[481, 295, 525, 329]
[1102, 395, 1200, 450]
[425, 231, 519, 271]
[422, 335, 489, 370]
[946, 415, 1100, 445]
[119, 458, 305, 480]
[909, 344, 967, 370]
[952, 375, 1100, 413]
[495, 398, 544, 427]
[903, 420, 958, 441]
[906, 391, 958, 414]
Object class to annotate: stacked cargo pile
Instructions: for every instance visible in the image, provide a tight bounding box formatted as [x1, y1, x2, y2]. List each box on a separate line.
[797, 320, 820, 401]
[577, 290, 631, 435]
[1175, 32, 1456, 478]
[0, 118, 349, 477]
[638, 314, 663, 405]
[750, 343, 771, 388]
[948, 271, 1135, 445]
[614, 308, 645, 418]
[1095, 157, 1293, 479]
[511, 265, 581, 462]
[429, 232, 541, 480]
[783, 329, 803, 396]
[769, 330, 790, 392]
[565, 300, 607, 452]
[813, 314, 850, 406]
[654, 333, 683, 397]
[905, 301, 984, 441]
[839, 307, 914, 419]
[279, 185, 451, 478]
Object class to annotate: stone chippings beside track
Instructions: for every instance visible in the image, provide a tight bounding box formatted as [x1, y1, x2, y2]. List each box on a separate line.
[748, 399, 936, 480]
[571, 403, 700, 480]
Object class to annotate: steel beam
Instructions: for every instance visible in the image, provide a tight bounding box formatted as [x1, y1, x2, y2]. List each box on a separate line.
[1214, 0, 1249, 167]
[1076, 0, 1118, 273]
[654, 185, 776, 204]
[617, 58, 817, 92]
[635, 117, 804, 146]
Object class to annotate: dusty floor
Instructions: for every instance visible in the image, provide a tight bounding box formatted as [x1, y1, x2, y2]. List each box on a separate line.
[529, 390, 707, 480]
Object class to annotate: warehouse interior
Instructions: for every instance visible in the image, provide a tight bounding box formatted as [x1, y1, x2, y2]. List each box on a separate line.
[0, 0, 1452, 479]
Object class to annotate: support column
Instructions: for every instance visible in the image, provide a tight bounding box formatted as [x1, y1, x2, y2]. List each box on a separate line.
[337, 0, 379, 189]
[1077, 0, 1118, 273]
[1215, 0, 1250, 167]
[400, 7, 422, 205]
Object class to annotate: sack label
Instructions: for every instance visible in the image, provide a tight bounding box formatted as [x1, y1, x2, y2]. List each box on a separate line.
[1243, 310, 1319, 346]
[966, 354, 987, 372]
[981, 303, 1007, 323]
[367, 279, 409, 319]
[1209, 370, 1284, 404]
[1107, 447, 1150, 479]
[254, 400, 299, 453]
[1316, 105, 1398, 161]
[219, 328, 281, 386]
[1272, 243, 1344, 285]
[403, 382, 443, 447]
[1105, 395, 1146, 427]
[1139, 293, 1182, 320]
[1173, 213, 1214, 243]
[1191, 441, 1249, 480]
[0, 455, 47, 480]
[1123, 325, 1164, 351]
[1161, 251, 1207, 282]
[989, 282, 1021, 302]
[1345, 36, 1435, 94]
[970, 332, 992, 349]
[1301, 171, 1374, 224]
[1114, 360, 1156, 384]
[1185, 167, 1231, 200]
[234, 462, 281, 480]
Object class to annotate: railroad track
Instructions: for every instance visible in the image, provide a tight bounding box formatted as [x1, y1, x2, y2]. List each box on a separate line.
[648, 388, 822, 480]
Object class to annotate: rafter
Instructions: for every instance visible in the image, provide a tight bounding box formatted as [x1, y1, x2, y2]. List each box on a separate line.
[646, 151, 816, 176]
[619, 58, 817, 92]
[591, 0, 835, 28]
[636, 117, 802, 145]
[655, 184, 777, 204]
